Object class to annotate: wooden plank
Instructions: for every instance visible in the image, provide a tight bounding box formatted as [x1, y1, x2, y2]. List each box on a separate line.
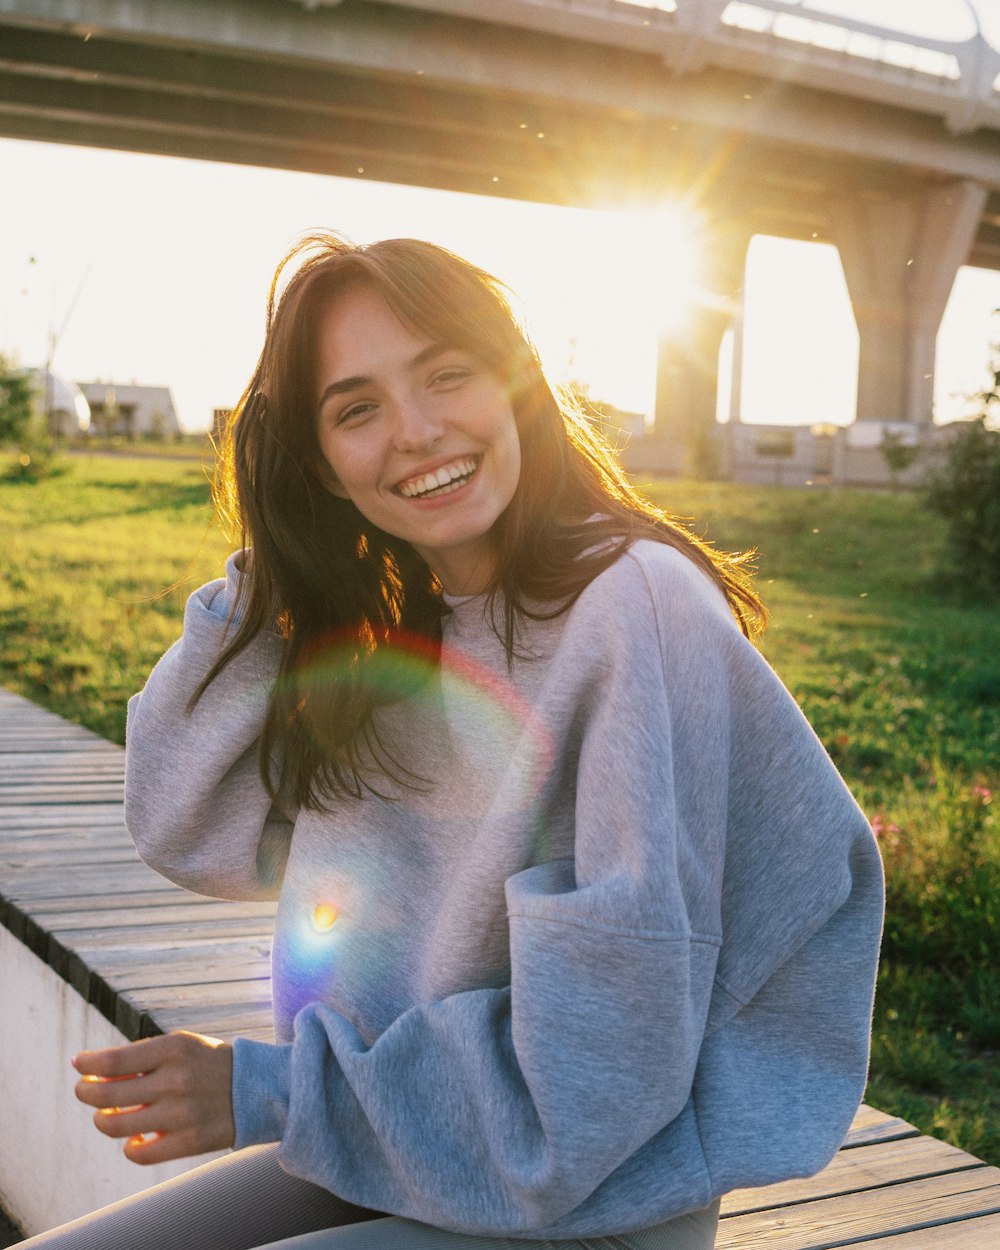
[0, 840, 135, 863]
[857, 1210, 1000, 1248]
[0, 803, 128, 828]
[0, 756, 123, 776]
[0, 740, 118, 758]
[67, 926, 274, 957]
[0, 773, 123, 790]
[114, 978, 274, 1037]
[47, 914, 275, 958]
[0, 759, 122, 778]
[14, 887, 200, 912]
[121, 978, 273, 1013]
[0, 834, 131, 850]
[10, 902, 276, 964]
[0, 863, 173, 895]
[842, 1104, 922, 1148]
[0, 709, 113, 749]
[46, 922, 275, 1006]
[59, 935, 273, 1014]
[0, 783, 125, 804]
[142, 1002, 276, 1039]
[32, 914, 276, 986]
[89, 951, 272, 992]
[723, 1136, 984, 1216]
[715, 1167, 1000, 1249]
[28, 900, 277, 929]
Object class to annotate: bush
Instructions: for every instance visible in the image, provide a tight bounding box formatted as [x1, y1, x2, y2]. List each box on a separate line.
[873, 771, 1000, 1045]
[0, 353, 33, 450]
[925, 417, 1000, 599]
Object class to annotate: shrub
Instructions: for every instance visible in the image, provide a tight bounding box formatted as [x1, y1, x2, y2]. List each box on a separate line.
[872, 771, 1000, 1046]
[925, 417, 1000, 599]
[0, 353, 33, 449]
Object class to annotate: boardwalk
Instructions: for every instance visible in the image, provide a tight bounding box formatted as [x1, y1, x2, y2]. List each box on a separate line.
[1, 685, 998, 1246]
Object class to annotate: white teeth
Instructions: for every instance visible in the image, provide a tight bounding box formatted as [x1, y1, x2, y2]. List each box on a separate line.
[399, 458, 477, 499]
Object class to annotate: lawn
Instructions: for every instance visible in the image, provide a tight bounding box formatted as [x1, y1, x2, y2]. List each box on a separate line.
[2, 453, 998, 1164]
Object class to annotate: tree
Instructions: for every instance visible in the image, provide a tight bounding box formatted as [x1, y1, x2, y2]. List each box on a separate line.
[0, 354, 34, 449]
[879, 428, 921, 492]
[925, 418, 1000, 598]
[925, 334, 1000, 598]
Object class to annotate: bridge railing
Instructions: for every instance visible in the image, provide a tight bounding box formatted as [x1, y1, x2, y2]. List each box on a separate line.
[373, 0, 1000, 135]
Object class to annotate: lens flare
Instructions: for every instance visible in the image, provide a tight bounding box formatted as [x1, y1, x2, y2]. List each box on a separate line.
[289, 627, 555, 820]
[311, 902, 338, 932]
[271, 628, 559, 1023]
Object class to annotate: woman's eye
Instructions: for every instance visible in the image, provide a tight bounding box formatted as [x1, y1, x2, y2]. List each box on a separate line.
[432, 368, 471, 388]
[337, 401, 377, 425]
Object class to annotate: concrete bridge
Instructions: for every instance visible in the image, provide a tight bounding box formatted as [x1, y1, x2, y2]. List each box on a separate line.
[3, 0, 1000, 470]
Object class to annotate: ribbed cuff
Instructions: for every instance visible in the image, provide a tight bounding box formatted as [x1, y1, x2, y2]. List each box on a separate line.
[231, 1037, 293, 1148]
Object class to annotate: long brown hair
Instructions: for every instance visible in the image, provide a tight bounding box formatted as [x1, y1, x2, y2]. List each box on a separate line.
[206, 232, 765, 808]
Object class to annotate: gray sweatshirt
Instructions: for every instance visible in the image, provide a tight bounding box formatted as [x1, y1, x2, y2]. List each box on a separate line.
[124, 540, 883, 1239]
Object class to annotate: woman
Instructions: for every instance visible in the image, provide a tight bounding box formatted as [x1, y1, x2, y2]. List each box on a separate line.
[35, 234, 882, 1249]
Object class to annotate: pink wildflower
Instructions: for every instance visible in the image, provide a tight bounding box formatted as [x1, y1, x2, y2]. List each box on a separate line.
[870, 814, 900, 840]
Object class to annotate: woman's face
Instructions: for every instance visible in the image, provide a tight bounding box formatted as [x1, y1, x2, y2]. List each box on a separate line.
[314, 283, 522, 596]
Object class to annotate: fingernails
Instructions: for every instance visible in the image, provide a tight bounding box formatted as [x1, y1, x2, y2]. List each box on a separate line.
[71, 1056, 78, 1069]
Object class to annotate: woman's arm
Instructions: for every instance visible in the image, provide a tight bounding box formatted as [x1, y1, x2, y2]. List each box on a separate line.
[125, 553, 291, 902]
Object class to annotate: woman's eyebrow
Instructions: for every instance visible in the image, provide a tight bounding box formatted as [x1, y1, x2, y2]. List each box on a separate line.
[317, 343, 452, 411]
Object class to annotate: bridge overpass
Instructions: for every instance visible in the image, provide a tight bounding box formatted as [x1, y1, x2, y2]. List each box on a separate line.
[3, 0, 1000, 469]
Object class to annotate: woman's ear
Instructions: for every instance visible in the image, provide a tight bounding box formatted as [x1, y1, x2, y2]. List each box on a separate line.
[315, 460, 350, 499]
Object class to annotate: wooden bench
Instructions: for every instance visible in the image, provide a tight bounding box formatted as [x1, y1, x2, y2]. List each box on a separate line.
[1, 686, 998, 1245]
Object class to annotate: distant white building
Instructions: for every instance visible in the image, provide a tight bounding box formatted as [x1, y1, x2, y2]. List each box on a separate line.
[26, 369, 91, 436]
[77, 381, 181, 438]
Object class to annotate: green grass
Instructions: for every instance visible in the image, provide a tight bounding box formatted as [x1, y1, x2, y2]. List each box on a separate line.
[2, 456, 998, 1165]
[0, 453, 230, 742]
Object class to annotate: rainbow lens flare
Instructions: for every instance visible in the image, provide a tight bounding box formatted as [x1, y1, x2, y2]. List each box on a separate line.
[311, 902, 339, 933]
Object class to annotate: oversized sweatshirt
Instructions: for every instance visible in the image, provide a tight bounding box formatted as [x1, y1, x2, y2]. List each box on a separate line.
[124, 540, 883, 1239]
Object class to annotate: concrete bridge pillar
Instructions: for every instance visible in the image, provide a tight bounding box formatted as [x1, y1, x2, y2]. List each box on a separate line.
[652, 224, 752, 475]
[831, 179, 988, 425]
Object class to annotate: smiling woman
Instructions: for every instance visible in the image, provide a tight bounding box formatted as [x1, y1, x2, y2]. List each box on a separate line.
[21, 232, 882, 1250]
[313, 285, 521, 595]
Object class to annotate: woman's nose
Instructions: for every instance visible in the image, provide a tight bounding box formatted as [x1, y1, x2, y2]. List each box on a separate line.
[392, 396, 443, 451]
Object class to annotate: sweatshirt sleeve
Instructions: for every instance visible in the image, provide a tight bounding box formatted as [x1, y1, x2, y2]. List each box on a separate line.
[230, 546, 881, 1237]
[124, 553, 291, 902]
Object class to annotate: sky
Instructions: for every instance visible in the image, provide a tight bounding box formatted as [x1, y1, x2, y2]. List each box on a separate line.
[2, 0, 1000, 433]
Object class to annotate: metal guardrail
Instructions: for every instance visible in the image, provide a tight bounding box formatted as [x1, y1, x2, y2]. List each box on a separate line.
[358, 0, 1000, 135]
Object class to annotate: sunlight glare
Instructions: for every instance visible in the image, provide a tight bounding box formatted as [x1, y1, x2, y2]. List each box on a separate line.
[519, 199, 702, 420]
[311, 902, 339, 933]
[609, 202, 704, 337]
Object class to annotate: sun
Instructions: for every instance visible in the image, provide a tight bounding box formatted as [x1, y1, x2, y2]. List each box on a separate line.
[616, 201, 705, 335]
[511, 197, 706, 421]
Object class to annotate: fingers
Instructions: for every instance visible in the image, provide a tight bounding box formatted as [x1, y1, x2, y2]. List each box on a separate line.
[123, 1131, 187, 1167]
[72, 1030, 236, 1164]
[73, 1033, 187, 1080]
[91, 1104, 157, 1139]
[75, 1074, 149, 1110]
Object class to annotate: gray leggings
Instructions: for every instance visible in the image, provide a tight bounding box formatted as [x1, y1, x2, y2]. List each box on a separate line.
[17, 1145, 719, 1250]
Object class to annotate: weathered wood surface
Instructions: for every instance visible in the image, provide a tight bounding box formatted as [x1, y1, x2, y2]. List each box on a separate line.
[0, 686, 275, 1041]
[2, 685, 997, 1244]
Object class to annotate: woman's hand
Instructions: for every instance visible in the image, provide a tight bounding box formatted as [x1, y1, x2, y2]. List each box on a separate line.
[73, 1031, 235, 1165]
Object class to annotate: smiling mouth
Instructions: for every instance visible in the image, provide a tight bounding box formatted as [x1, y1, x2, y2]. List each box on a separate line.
[397, 457, 479, 500]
